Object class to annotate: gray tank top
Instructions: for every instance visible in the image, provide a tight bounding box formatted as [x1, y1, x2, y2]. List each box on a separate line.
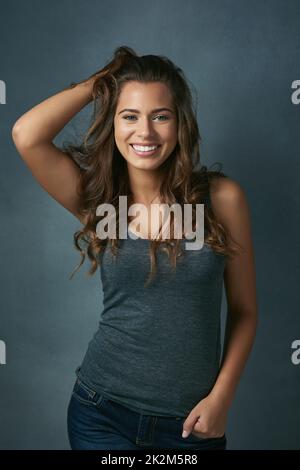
[76, 194, 227, 418]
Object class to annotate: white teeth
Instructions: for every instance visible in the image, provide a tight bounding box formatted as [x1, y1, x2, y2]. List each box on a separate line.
[132, 145, 159, 152]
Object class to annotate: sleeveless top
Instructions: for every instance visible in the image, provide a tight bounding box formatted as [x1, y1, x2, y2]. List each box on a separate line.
[75, 192, 227, 418]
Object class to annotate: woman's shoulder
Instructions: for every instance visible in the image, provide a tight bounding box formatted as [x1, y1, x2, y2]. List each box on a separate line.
[208, 175, 249, 235]
[191, 168, 247, 227]
[192, 167, 244, 204]
[209, 176, 246, 214]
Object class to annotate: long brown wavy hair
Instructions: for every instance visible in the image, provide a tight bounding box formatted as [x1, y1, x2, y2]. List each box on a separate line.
[61, 45, 241, 287]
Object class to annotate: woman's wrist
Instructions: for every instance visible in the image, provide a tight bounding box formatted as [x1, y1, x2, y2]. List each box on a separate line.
[209, 379, 236, 409]
[77, 79, 95, 103]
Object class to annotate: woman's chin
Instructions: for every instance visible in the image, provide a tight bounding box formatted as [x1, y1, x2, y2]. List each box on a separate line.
[126, 158, 163, 171]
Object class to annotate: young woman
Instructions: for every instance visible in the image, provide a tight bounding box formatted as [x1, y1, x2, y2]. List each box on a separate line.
[12, 46, 258, 450]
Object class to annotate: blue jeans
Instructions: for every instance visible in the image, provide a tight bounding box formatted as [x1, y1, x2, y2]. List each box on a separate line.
[67, 376, 227, 450]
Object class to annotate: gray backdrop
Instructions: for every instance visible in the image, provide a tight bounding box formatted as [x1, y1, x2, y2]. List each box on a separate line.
[0, 0, 299, 450]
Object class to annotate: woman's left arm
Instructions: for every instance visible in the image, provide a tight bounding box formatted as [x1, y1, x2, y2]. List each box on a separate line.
[209, 177, 258, 407]
[182, 177, 258, 439]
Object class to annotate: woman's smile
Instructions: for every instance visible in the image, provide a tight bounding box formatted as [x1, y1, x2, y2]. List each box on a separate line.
[130, 143, 162, 157]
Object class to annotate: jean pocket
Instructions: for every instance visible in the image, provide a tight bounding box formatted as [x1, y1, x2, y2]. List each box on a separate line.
[72, 378, 105, 408]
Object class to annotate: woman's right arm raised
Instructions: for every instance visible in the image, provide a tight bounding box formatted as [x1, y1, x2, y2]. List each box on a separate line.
[11, 79, 95, 225]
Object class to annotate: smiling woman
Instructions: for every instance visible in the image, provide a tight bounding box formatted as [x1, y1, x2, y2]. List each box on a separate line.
[58, 50, 237, 284]
[12, 45, 257, 451]
[114, 81, 178, 168]
[117, 104, 174, 155]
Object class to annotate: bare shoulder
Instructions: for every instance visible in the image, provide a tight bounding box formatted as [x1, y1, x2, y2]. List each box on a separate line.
[210, 175, 247, 210]
[210, 176, 245, 204]
[209, 176, 251, 233]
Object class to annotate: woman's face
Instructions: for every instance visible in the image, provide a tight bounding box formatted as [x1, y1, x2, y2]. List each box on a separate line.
[114, 81, 178, 171]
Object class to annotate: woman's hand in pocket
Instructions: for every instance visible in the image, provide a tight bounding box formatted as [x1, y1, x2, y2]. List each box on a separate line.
[182, 393, 229, 439]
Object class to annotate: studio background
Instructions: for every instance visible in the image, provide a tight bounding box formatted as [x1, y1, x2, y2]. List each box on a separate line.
[0, 0, 299, 449]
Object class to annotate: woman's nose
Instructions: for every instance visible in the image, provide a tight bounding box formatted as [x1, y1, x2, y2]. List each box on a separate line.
[137, 117, 155, 137]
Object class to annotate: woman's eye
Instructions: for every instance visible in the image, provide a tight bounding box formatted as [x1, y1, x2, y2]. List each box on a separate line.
[155, 115, 169, 121]
[122, 115, 169, 121]
[123, 115, 137, 121]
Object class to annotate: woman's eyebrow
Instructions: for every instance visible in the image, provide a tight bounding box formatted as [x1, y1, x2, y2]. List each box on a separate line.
[118, 107, 174, 114]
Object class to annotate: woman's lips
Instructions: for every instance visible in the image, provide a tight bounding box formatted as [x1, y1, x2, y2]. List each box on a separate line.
[130, 144, 161, 157]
